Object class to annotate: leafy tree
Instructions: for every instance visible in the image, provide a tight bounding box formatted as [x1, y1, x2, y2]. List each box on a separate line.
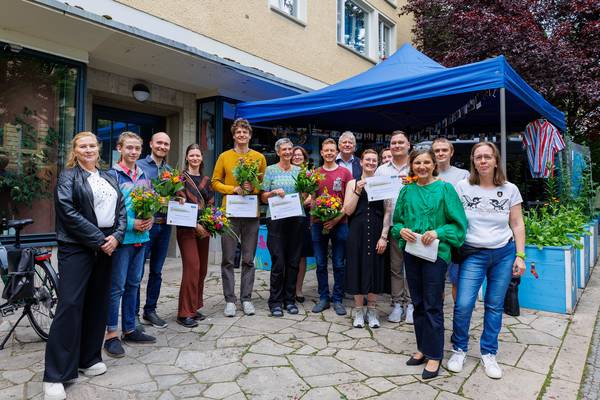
[401, 0, 599, 172]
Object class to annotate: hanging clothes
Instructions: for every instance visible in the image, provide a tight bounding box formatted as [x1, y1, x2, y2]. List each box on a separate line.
[522, 119, 566, 178]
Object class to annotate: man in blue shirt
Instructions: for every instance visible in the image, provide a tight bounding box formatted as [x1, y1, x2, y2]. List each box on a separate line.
[136, 132, 172, 329]
[335, 131, 362, 180]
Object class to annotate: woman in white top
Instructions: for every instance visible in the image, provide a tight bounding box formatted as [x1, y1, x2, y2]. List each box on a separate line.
[43, 132, 126, 400]
[447, 142, 526, 380]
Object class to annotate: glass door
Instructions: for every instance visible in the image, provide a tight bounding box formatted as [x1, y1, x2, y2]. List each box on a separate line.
[92, 105, 166, 167]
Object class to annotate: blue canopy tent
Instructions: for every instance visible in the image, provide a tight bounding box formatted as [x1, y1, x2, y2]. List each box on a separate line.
[236, 44, 566, 170]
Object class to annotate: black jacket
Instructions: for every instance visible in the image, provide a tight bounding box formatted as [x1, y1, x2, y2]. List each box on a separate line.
[55, 165, 126, 249]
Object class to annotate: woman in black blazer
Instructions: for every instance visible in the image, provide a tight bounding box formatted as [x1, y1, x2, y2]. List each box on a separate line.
[43, 132, 126, 400]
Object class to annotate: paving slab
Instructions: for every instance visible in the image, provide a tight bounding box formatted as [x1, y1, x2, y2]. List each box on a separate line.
[2, 258, 598, 400]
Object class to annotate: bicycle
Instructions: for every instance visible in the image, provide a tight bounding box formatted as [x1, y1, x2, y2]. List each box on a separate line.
[0, 218, 60, 350]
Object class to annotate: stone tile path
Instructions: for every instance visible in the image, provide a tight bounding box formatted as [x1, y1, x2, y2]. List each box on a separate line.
[1, 258, 597, 400]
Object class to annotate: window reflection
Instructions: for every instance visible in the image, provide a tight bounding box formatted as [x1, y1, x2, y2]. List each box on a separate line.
[0, 49, 79, 236]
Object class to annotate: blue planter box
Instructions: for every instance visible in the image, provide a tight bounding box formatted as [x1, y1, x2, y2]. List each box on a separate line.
[589, 221, 597, 266]
[255, 225, 316, 272]
[594, 218, 599, 263]
[520, 245, 577, 314]
[574, 231, 591, 289]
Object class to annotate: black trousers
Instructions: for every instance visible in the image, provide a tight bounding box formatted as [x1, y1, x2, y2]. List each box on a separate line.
[43, 242, 112, 383]
[404, 252, 448, 361]
[266, 216, 303, 309]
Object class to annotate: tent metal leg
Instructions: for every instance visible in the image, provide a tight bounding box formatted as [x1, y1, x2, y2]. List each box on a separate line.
[500, 87, 507, 172]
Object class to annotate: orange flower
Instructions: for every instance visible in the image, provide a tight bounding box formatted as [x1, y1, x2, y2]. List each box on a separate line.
[162, 171, 172, 179]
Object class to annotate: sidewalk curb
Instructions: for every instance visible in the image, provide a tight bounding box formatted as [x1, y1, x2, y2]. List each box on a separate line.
[542, 261, 600, 400]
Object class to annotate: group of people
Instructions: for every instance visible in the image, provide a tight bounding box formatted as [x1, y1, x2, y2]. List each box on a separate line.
[41, 119, 526, 400]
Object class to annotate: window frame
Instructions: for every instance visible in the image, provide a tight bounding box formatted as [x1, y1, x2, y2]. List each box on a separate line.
[337, 0, 373, 57]
[269, 0, 307, 26]
[378, 16, 394, 60]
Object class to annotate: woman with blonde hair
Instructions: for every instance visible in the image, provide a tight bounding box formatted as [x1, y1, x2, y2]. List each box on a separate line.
[43, 132, 126, 400]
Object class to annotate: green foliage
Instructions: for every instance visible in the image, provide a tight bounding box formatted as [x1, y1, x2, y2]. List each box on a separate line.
[525, 202, 589, 249]
[525, 160, 594, 249]
[0, 151, 50, 209]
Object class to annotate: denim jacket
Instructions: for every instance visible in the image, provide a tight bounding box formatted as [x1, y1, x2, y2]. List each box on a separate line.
[111, 164, 152, 245]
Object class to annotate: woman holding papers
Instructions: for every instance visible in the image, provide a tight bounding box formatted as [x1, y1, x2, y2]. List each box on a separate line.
[176, 144, 214, 328]
[447, 142, 525, 380]
[260, 138, 304, 317]
[391, 148, 467, 380]
[344, 149, 391, 329]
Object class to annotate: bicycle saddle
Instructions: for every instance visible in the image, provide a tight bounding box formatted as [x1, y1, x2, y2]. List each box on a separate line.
[6, 219, 34, 230]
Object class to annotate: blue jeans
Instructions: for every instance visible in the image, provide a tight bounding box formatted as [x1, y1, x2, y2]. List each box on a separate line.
[451, 240, 515, 355]
[311, 222, 348, 303]
[107, 244, 145, 333]
[137, 223, 172, 315]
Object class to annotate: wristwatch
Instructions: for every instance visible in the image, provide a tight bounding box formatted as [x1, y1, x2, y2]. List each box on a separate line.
[516, 251, 526, 260]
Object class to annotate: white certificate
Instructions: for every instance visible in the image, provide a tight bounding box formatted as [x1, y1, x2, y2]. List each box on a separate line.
[404, 233, 439, 263]
[268, 193, 303, 220]
[364, 175, 401, 202]
[226, 195, 258, 218]
[166, 201, 198, 228]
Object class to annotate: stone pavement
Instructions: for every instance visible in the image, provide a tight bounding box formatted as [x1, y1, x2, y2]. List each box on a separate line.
[1, 257, 599, 400]
[580, 306, 600, 399]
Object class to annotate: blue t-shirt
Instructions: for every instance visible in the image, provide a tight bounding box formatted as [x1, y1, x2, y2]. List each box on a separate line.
[261, 164, 304, 218]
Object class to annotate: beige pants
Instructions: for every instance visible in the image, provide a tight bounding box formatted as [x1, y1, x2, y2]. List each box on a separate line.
[390, 239, 411, 305]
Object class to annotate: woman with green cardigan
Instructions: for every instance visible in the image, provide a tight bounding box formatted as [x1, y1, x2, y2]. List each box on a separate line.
[391, 148, 467, 379]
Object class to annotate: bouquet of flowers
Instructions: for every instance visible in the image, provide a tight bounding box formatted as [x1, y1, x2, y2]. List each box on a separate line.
[232, 157, 261, 195]
[294, 163, 323, 194]
[151, 168, 184, 212]
[130, 186, 160, 219]
[198, 206, 238, 240]
[310, 188, 343, 234]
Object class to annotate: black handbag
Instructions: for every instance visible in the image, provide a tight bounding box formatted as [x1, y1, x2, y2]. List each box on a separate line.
[1, 248, 35, 302]
[503, 277, 520, 317]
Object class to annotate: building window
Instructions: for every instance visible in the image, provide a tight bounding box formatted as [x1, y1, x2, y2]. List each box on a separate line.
[338, 0, 369, 55]
[0, 45, 82, 237]
[275, 0, 298, 17]
[269, 0, 306, 24]
[378, 19, 392, 60]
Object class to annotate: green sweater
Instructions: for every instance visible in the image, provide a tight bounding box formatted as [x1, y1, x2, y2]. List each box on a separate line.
[390, 180, 467, 264]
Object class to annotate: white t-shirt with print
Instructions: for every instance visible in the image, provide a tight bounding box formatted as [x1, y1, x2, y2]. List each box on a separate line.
[438, 166, 469, 188]
[455, 180, 523, 249]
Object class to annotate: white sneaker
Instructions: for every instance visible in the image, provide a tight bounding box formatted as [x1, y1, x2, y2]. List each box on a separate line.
[353, 308, 365, 328]
[224, 302, 237, 317]
[405, 304, 414, 324]
[387, 303, 404, 323]
[242, 301, 255, 316]
[367, 308, 380, 329]
[43, 382, 66, 400]
[481, 353, 502, 379]
[78, 362, 107, 376]
[447, 348, 467, 373]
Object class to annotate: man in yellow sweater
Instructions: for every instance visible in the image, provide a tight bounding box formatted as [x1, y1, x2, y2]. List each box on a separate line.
[212, 118, 267, 317]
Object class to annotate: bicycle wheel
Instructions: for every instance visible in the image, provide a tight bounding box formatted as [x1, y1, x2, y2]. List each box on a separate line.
[27, 259, 59, 341]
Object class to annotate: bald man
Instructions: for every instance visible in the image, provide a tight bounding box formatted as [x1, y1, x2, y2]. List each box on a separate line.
[136, 132, 172, 329]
